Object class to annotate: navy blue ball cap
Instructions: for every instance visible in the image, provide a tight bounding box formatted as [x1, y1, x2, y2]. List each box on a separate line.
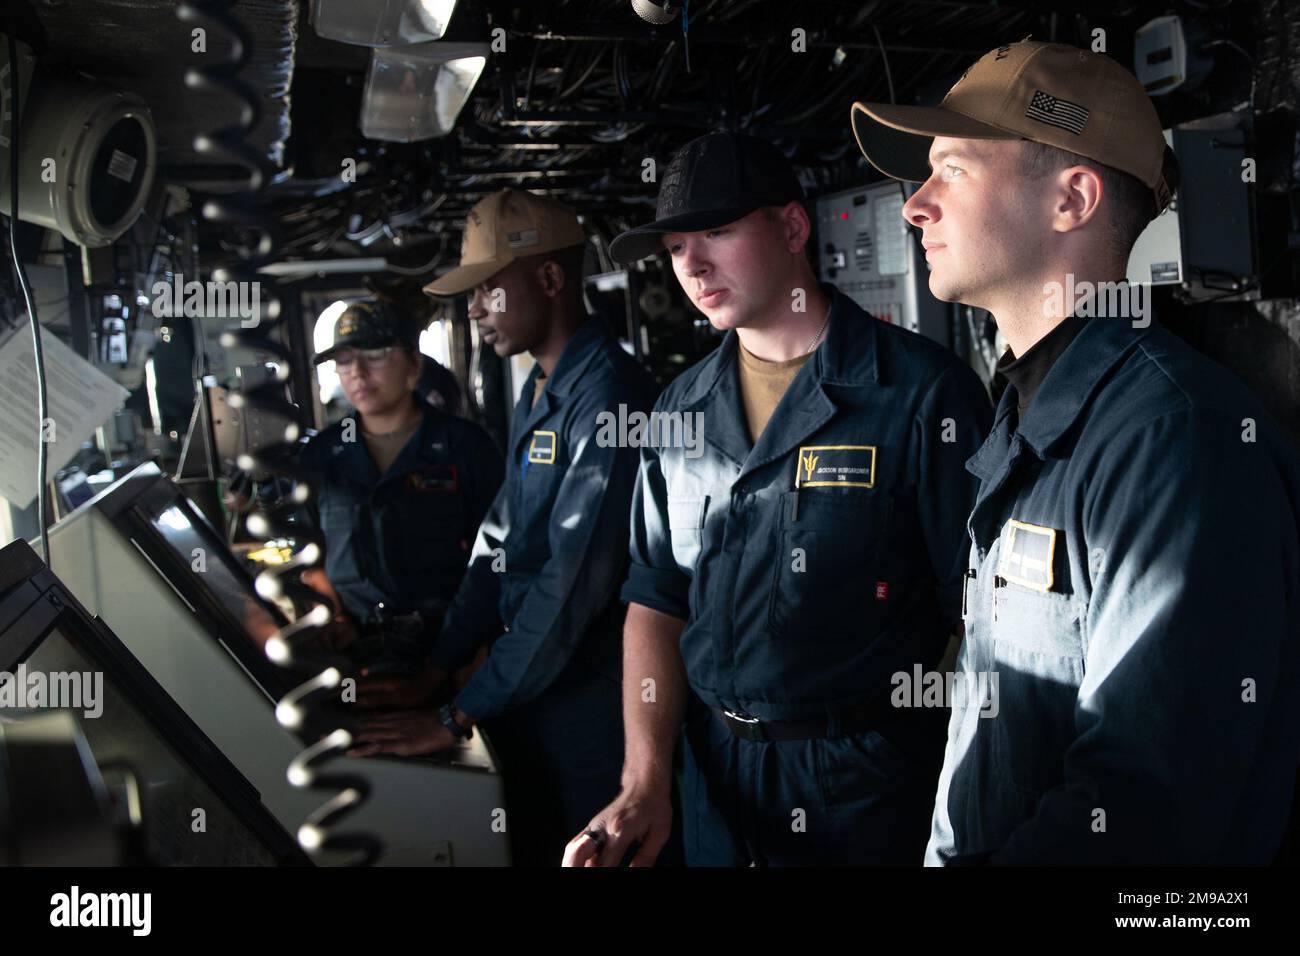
[313, 300, 417, 365]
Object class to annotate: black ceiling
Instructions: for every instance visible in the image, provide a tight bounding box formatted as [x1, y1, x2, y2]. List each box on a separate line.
[12, 0, 1278, 279]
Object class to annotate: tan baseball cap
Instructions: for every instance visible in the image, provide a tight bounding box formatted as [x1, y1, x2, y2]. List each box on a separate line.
[423, 188, 586, 297]
[851, 40, 1176, 212]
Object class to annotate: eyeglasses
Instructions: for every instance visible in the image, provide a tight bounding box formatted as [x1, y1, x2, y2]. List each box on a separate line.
[333, 346, 396, 370]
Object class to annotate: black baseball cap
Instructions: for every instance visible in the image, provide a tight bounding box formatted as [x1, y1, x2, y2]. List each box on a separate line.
[313, 300, 417, 365]
[610, 131, 806, 264]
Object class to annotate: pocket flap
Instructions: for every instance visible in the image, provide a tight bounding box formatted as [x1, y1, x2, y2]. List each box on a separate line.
[778, 489, 888, 533]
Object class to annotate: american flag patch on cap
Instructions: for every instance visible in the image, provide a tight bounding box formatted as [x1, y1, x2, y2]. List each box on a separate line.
[507, 228, 541, 248]
[1025, 90, 1089, 135]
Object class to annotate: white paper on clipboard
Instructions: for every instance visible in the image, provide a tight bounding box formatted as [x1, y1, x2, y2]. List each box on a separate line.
[0, 325, 130, 508]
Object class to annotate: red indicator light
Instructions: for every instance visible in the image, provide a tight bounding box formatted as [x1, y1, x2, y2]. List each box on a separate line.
[840, 211, 849, 220]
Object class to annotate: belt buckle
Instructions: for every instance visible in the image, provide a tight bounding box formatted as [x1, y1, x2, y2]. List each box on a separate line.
[722, 708, 765, 741]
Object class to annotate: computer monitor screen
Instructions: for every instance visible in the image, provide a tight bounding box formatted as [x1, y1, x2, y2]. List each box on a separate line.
[148, 503, 283, 651]
[3, 618, 290, 865]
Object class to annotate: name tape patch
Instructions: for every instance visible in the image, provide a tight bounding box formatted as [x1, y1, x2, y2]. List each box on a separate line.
[528, 430, 557, 465]
[795, 445, 876, 488]
[998, 519, 1057, 592]
[407, 464, 459, 493]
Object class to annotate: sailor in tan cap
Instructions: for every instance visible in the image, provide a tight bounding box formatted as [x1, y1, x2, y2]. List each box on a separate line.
[424, 188, 587, 299]
[354, 188, 665, 867]
[852, 38, 1177, 342]
[853, 40, 1300, 866]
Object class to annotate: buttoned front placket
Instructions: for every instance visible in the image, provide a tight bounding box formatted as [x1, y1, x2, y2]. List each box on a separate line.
[956, 395, 1042, 716]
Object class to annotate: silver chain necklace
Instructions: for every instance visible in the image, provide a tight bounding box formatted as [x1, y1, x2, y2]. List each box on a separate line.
[803, 305, 831, 355]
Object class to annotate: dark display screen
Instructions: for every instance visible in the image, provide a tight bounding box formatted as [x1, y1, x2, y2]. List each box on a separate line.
[3, 625, 281, 865]
[149, 503, 283, 652]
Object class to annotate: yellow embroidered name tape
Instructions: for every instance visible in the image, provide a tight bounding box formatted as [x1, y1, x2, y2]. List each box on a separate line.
[998, 519, 1057, 592]
[795, 445, 876, 488]
[528, 430, 557, 464]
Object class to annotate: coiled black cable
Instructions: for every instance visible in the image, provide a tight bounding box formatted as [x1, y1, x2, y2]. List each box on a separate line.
[177, 0, 380, 866]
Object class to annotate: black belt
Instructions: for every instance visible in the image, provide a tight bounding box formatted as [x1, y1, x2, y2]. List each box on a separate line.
[715, 694, 896, 743]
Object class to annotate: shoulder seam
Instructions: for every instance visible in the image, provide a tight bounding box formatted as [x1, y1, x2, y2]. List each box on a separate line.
[1133, 336, 1197, 411]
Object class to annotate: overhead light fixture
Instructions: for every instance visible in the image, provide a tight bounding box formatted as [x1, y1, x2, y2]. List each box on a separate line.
[631, 1, 678, 26]
[311, 0, 460, 47]
[360, 42, 488, 142]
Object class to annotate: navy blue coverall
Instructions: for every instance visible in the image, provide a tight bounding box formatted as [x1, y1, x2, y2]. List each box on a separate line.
[427, 317, 660, 866]
[622, 285, 993, 865]
[929, 315, 1300, 865]
[297, 401, 502, 648]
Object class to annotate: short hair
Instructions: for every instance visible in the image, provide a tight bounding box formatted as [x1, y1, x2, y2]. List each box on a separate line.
[760, 203, 816, 264]
[1018, 141, 1156, 262]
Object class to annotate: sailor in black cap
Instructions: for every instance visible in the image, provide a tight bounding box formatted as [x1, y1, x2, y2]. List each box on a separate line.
[565, 132, 993, 866]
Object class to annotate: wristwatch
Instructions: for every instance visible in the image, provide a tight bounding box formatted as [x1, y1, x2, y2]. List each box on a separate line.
[438, 702, 473, 740]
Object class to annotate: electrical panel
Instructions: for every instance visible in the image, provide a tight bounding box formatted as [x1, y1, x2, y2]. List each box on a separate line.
[815, 182, 951, 347]
[1126, 117, 1256, 299]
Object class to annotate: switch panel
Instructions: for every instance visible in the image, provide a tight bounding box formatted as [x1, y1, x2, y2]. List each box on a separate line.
[815, 182, 951, 347]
